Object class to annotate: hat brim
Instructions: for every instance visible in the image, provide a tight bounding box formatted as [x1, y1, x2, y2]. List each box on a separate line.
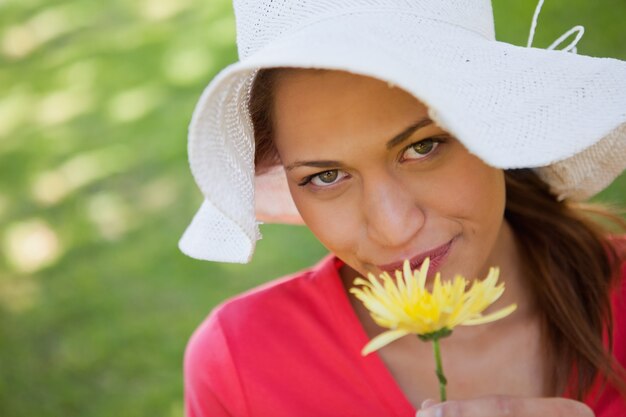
[180, 11, 626, 262]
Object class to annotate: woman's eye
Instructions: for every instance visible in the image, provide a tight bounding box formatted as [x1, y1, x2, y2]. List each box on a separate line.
[401, 138, 442, 161]
[301, 169, 349, 187]
[315, 170, 339, 184]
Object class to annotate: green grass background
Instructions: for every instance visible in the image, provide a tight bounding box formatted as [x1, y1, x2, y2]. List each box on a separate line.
[0, 0, 624, 416]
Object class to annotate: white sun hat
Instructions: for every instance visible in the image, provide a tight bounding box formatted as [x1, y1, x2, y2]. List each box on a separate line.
[179, 0, 626, 263]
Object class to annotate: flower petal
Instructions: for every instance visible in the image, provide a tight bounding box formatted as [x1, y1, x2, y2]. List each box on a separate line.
[462, 303, 517, 325]
[361, 329, 410, 356]
[417, 257, 429, 290]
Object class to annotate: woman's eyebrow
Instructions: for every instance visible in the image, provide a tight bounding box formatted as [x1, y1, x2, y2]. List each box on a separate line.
[284, 116, 433, 172]
[385, 116, 433, 150]
[285, 159, 343, 172]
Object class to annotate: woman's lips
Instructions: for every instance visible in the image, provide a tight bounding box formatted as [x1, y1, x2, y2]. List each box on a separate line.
[377, 239, 454, 275]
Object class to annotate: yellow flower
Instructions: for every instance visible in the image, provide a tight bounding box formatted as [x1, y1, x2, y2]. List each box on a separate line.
[350, 257, 517, 355]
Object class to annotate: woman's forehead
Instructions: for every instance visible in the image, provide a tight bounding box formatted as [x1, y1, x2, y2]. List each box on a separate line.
[273, 68, 425, 110]
[272, 69, 430, 144]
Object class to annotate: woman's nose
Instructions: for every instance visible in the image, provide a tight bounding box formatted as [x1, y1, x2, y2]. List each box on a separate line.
[362, 174, 425, 248]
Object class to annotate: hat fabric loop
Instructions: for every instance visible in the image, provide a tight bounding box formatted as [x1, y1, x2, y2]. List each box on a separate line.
[527, 0, 584, 53]
[546, 26, 585, 53]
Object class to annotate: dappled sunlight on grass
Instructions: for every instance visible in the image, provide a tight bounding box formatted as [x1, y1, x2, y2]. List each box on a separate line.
[0, 274, 41, 313]
[162, 45, 216, 86]
[86, 192, 133, 241]
[205, 14, 237, 48]
[57, 59, 98, 88]
[138, 175, 180, 213]
[1, 4, 87, 60]
[107, 84, 165, 123]
[31, 145, 134, 205]
[36, 87, 95, 125]
[136, 0, 193, 22]
[168, 401, 185, 417]
[0, 192, 8, 219]
[0, 89, 34, 138]
[3, 218, 63, 273]
[0, 1, 244, 416]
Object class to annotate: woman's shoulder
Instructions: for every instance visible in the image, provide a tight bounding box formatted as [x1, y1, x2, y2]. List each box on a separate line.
[183, 254, 344, 409]
[186, 253, 340, 349]
[215, 253, 338, 321]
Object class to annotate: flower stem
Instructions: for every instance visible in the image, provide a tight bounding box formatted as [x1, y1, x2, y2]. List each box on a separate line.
[432, 337, 447, 402]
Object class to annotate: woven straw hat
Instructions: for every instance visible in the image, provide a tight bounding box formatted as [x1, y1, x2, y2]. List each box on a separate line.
[179, 0, 626, 263]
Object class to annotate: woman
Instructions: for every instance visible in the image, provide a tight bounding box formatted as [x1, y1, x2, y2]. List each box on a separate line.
[179, 1, 626, 416]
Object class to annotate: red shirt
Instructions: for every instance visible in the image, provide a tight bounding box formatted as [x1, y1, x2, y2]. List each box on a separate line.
[184, 254, 626, 417]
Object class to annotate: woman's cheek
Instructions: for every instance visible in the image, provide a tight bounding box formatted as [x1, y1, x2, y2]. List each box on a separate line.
[293, 192, 360, 253]
[440, 154, 505, 220]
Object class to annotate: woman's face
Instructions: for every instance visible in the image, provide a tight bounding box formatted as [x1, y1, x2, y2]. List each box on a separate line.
[271, 69, 508, 281]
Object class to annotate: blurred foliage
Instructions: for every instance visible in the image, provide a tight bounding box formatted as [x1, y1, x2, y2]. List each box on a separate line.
[0, 0, 624, 416]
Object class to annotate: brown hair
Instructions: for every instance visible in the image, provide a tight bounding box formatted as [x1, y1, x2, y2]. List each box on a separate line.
[249, 67, 626, 401]
[248, 68, 285, 174]
[504, 169, 626, 400]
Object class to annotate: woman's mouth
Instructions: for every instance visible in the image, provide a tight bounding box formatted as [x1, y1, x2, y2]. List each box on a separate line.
[377, 238, 454, 276]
